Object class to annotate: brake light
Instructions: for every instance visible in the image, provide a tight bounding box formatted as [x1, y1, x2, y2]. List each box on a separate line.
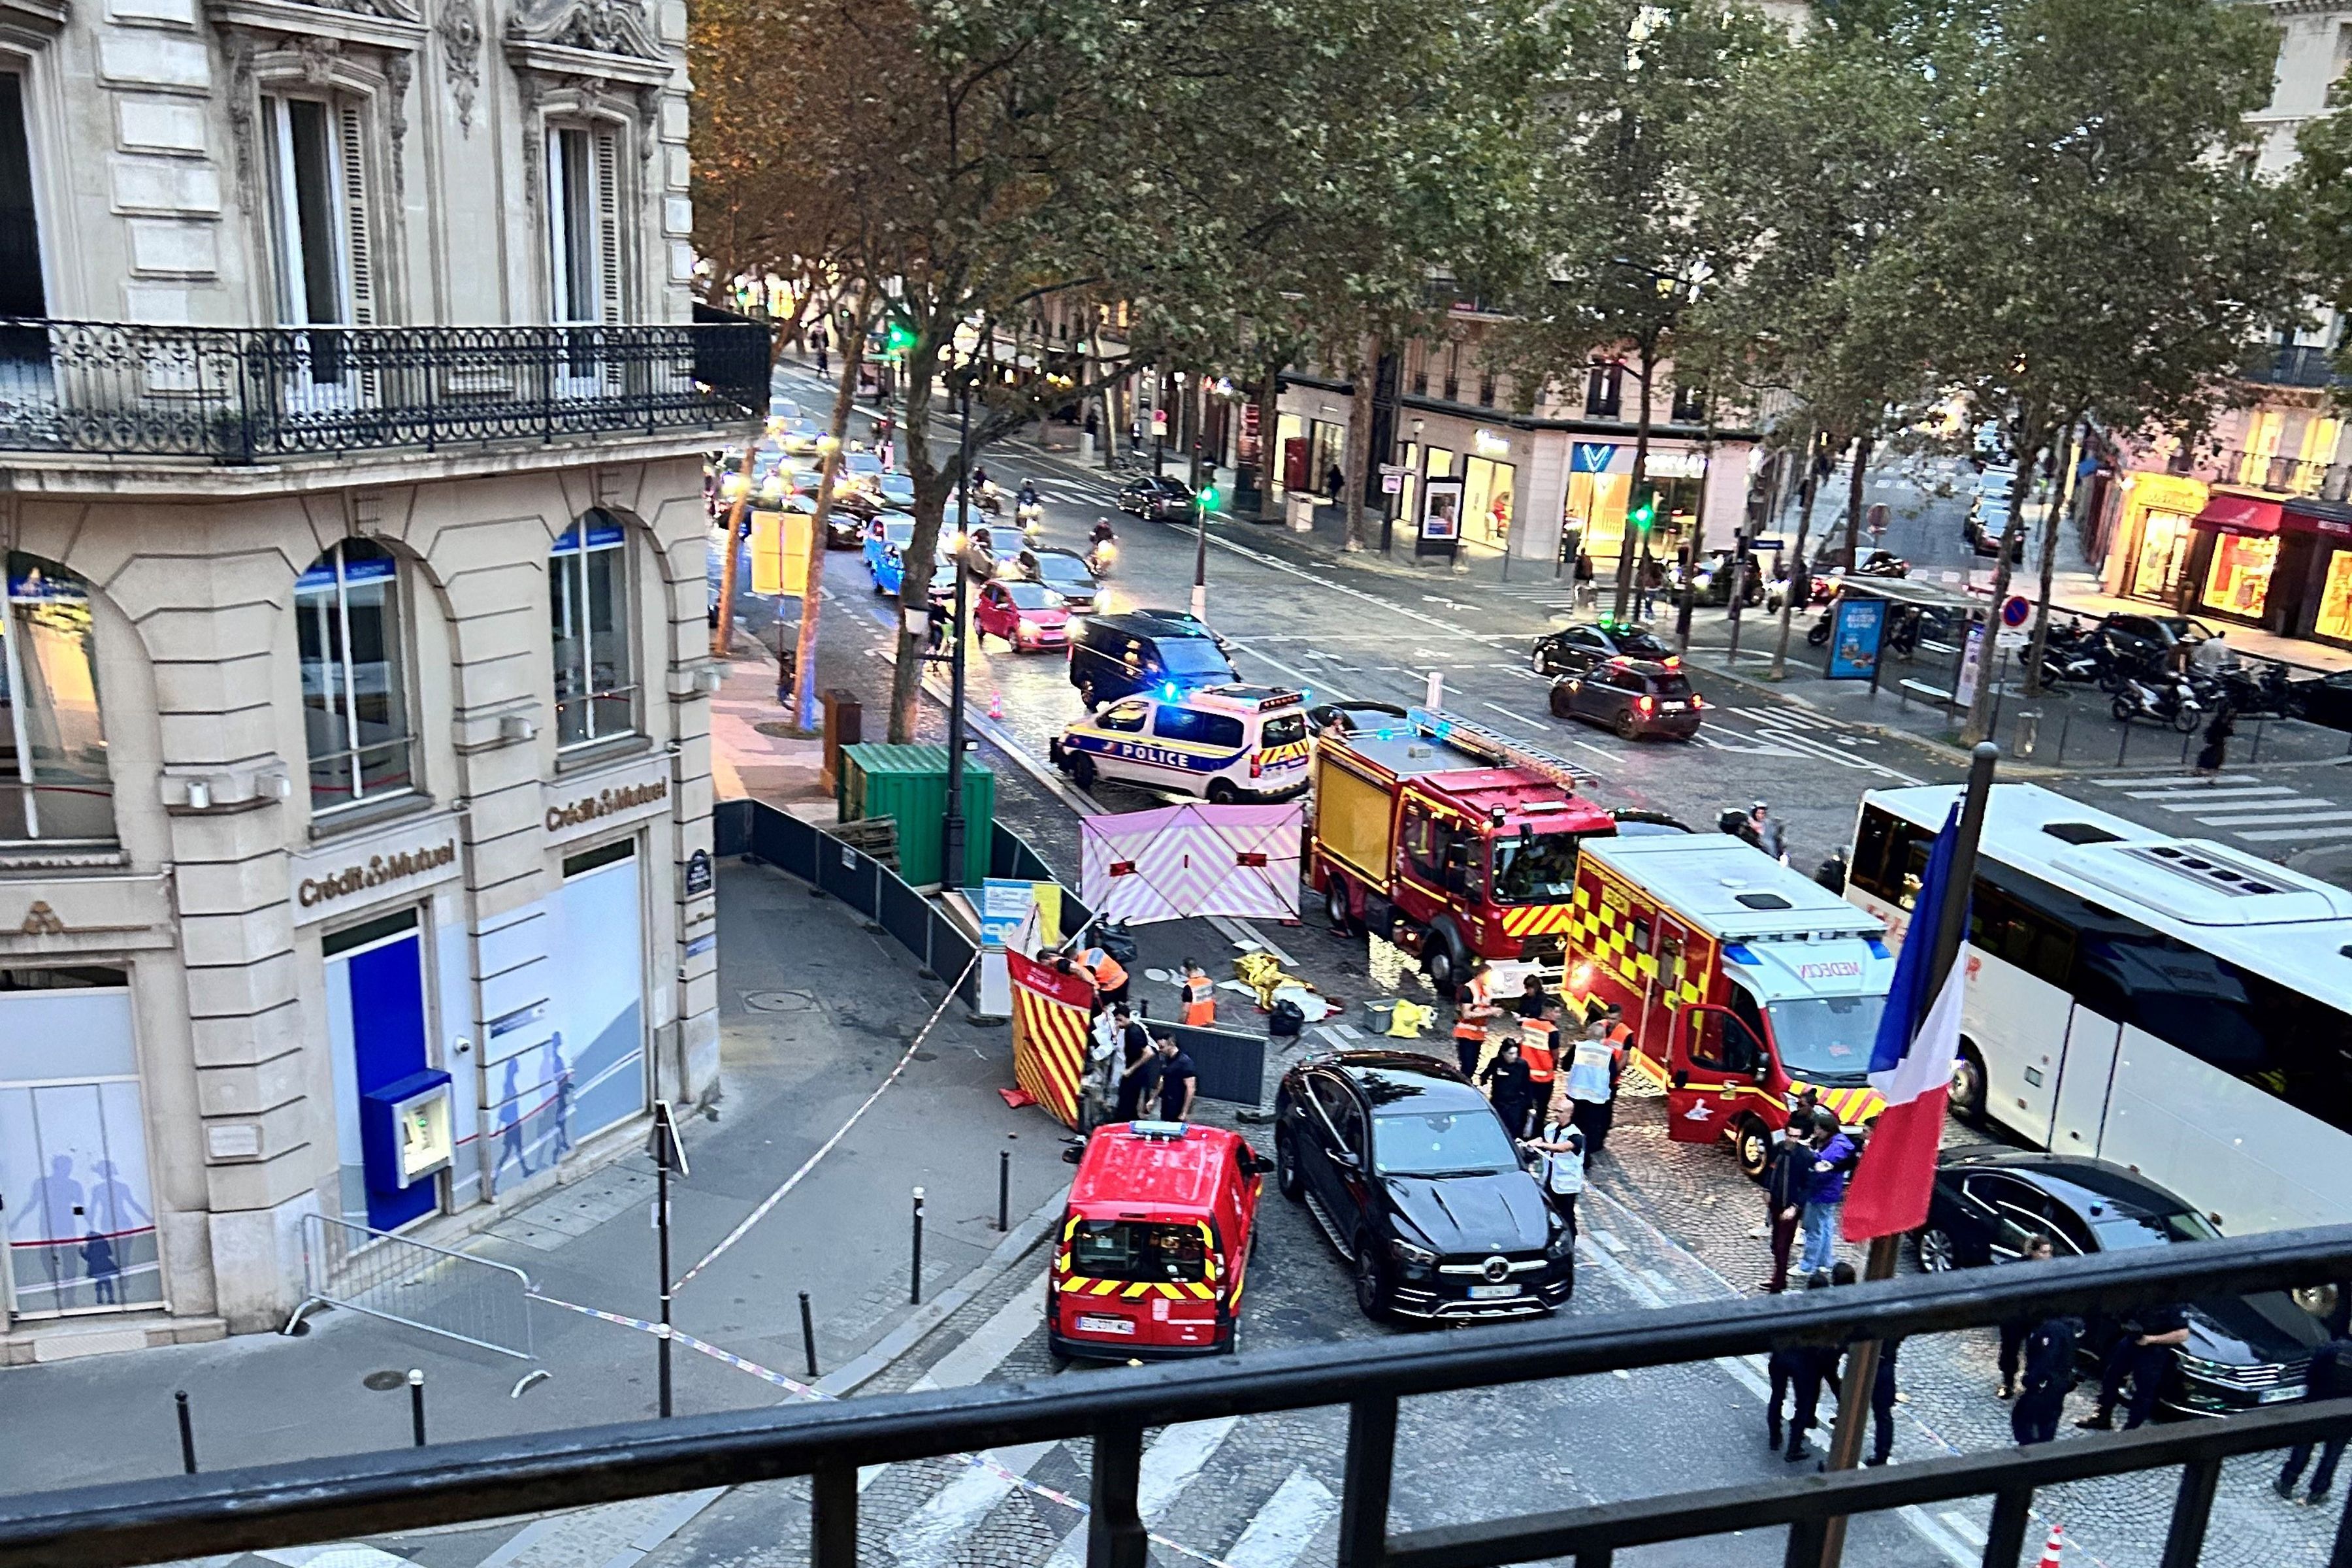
[1663, 656, 1680, 668]
[1250, 753, 1264, 777]
[1691, 694, 1705, 709]
[1637, 695, 1654, 713]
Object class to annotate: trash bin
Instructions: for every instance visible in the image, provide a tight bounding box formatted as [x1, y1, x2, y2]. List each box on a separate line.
[1288, 493, 1317, 533]
[820, 689, 861, 794]
[2015, 710, 2040, 758]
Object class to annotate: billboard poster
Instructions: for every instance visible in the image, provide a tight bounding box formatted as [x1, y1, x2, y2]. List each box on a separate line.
[1826, 597, 1886, 680]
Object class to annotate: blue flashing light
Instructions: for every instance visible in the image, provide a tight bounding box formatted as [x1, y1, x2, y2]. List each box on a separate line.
[1162, 682, 1179, 700]
[1723, 942, 1761, 966]
[1866, 938, 1891, 960]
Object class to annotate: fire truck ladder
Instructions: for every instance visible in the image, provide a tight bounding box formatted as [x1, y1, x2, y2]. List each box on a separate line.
[1407, 707, 1597, 791]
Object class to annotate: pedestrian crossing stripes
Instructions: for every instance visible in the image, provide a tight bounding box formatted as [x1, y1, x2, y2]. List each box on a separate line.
[2077, 774, 2352, 846]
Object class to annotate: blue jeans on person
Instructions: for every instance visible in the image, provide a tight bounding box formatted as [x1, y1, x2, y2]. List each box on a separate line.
[1798, 1201, 1841, 1277]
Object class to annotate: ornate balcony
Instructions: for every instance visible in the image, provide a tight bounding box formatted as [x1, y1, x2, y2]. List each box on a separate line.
[0, 318, 769, 465]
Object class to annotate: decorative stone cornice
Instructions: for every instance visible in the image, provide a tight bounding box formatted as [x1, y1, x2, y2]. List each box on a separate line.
[504, 0, 668, 84]
[206, 0, 427, 54]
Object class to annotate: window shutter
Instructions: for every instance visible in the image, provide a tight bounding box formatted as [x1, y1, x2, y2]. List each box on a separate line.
[593, 129, 621, 325]
[337, 102, 374, 327]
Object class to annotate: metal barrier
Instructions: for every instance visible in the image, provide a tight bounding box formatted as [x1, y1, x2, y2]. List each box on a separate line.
[1150, 1020, 1268, 1108]
[816, 833, 875, 915]
[20, 1225, 2351, 1568]
[877, 875, 934, 972]
[284, 1213, 536, 1364]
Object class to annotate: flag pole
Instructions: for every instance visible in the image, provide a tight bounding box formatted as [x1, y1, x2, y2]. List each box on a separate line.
[1816, 742, 1999, 1568]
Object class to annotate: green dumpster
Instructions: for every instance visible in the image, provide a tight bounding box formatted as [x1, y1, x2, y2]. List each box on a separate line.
[838, 742, 996, 889]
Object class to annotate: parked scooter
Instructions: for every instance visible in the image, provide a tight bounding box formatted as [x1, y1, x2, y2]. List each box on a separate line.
[2112, 672, 2204, 733]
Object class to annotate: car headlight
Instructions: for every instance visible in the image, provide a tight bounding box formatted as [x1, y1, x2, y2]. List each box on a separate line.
[2174, 1353, 2238, 1381]
[1390, 1236, 1437, 1266]
[1545, 1219, 1575, 1262]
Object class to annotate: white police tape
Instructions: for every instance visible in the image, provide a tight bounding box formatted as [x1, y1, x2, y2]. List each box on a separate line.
[669, 951, 981, 1294]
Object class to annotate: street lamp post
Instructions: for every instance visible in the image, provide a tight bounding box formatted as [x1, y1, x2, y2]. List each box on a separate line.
[1192, 487, 1211, 620]
[941, 377, 972, 894]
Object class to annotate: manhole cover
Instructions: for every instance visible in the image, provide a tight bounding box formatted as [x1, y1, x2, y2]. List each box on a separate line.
[743, 990, 817, 1013]
[362, 1369, 408, 1392]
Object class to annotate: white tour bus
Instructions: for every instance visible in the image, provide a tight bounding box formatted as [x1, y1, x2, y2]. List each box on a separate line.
[1846, 783, 2352, 1235]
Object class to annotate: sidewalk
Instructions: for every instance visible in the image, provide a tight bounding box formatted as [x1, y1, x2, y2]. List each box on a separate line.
[0, 852, 1072, 1495]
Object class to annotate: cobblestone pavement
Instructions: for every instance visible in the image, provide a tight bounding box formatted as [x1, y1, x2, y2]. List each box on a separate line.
[1588, 1091, 2343, 1568]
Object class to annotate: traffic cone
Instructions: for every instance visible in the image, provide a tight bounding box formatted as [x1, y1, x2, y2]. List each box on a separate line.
[987, 691, 1004, 721]
[2036, 1524, 2064, 1567]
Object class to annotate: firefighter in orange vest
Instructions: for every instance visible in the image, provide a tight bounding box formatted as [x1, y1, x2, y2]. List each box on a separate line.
[1181, 960, 1217, 1027]
[1452, 979, 1501, 1079]
[1515, 1006, 1560, 1137]
[1082, 941, 1130, 1010]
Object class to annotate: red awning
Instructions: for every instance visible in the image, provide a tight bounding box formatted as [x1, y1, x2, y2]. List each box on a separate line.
[2191, 494, 2285, 536]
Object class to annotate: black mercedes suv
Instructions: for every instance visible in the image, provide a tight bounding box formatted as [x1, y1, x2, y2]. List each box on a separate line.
[1275, 1051, 1573, 1322]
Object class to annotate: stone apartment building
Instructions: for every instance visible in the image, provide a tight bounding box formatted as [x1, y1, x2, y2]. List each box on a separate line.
[0, 0, 760, 1353]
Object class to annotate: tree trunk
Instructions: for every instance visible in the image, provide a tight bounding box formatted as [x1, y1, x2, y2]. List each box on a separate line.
[1769, 429, 1822, 679]
[1840, 429, 1872, 574]
[1254, 361, 1282, 522]
[886, 337, 946, 746]
[1186, 372, 1204, 492]
[1090, 325, 1117, 470]
[1961, 432, 2046, 745]
[788, 290, 870, 731]
[1343, 334, 1380, 550]
[2024, 420, 2083, 697]
[1612, 341, 1658, 621]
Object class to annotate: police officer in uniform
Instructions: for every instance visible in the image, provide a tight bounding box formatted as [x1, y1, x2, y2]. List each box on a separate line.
[2012, 1310, 2082, 1446]
[2076, 1301, 2191, 1431]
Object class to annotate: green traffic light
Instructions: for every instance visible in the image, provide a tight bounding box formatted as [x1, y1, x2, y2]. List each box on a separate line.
[1199, 485, 1220, 510]
[1630, 492, 1657, 532]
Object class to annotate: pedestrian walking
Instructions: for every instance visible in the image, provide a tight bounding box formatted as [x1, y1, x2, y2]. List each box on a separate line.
[1812, 848, 1848, 894]
[1749, 800, 1786, 861]
[1479, 1040, 1536, 1143]
[1638, 555, 1665, 621]
[1861, 1333, 1902, 1466]
[1797, 1107, 1857, 1277]
[1758, 1119, 1810, 1294]
[1180, 959, 1216, 1027]
[2195, 701, 2236, 777]
[1997, 1233, 2058, 1398]
[2076, 1301, 2191, 1431]
[1111, 1005, 1160, 1123]
[1325, 463, 1345, 501]
[815, 335, 830, 377]
[1529, 1097, 1585, 1239]
[1573, 550, 1596, 612]
[2010, 1309, 2082, 1447]
[1564, 1017, 1618, 1155]
[1152, 1034, 1199, 1122]
[2275, 1333, 2351, 1506]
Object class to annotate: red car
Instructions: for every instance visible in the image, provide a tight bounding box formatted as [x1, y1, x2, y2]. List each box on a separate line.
[974, 579, 1070, 651]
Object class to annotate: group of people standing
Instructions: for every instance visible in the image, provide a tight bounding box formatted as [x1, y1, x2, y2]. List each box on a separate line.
[1758, 1102, 1860, 1292]
[1451, 963, 1629, 1242]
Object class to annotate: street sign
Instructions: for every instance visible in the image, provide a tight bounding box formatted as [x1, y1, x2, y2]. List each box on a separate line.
[2001, 595, 2030, 628]
[1151, 410, 1168, 435]
[1381, 473, 1403, 494]
[647, 1100, 690, 1177]
[1378, 463, 1409, 477]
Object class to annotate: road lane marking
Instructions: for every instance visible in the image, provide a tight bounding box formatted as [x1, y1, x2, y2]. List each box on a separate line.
[1042, 1418, 1244, 1568]
[2149, 796, 2324, 814]
[909, 1289, 1045, 1392]
[1226, 638, 1354, 701]
[1482, 700, 1542, 727]
[2234, 824, 2352, 842]
[1220, 1471, 1339, 1568]
[2121, 784, 2296, 801]
[2195, 809, 2352, 826]
[2089, 774, 2256, 789]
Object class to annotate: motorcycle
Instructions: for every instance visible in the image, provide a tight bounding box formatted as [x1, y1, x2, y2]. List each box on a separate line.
[1016, 497, 1045, 541]
[1085, 528, 1118, 576]
[975, 480, 1006, 517]
[2112, 673, 2203, 733]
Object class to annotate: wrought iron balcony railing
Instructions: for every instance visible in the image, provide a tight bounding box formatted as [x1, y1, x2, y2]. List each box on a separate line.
[2211, 446, 2352, 502]
[0, 318, 770, 465]
[2, 1224, 2347, 1568]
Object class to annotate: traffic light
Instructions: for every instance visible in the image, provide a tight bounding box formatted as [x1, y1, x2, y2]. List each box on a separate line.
[1629, 489, 1658, 534]
[883, 318, 915, 356]
[1198, 483, 1220, 512]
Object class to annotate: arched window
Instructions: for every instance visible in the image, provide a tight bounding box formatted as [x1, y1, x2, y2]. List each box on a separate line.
[549, 512, 634, 747]
[297, 539, 412, 810]
[0, 553, 110, 843]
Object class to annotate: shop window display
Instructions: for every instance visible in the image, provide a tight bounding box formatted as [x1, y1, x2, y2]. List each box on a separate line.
[2315, 552, 2352, 644]
[2201, 532, 2278, 619]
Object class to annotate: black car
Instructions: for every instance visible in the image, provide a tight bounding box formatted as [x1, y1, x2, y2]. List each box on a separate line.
[2095, 612, 2215, 672]
[1609, 807, 1691, 835]
[1549, 659, 1702, 741]
[1117, 474, 1196, 521]
[1679, 549, 1763, 607]
[1275, 1051, 1573, 1323]
[1015, 546, 1101, 613]
[1530, 621, 1675, 678]
[1305, 699, 1409, 736]
[1067, 610, 1238, 708]
[1917, 1149, 2328, 1417]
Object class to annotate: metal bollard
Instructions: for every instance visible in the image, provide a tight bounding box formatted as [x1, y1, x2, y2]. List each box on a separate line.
[408, 1369, 426, 1447]
[911, 1186, 926, 1305]
[998, 1149, 1011, 1232]
[800, 1290, 820, 1379]
[175, 1390, 197, 1475]
[2117, 716, 2131, 767]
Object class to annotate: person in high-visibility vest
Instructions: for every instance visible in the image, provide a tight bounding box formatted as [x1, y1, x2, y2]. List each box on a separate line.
[1181, 960, 1217, 1027]
[1083, 942, 1130, 1009]
[1452, 998, 1497, 1079]
[1516, 1008, 1559, 1135]
[1565, 1017, 1618, 1156]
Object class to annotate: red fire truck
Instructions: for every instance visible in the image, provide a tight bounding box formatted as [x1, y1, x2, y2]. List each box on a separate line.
[1563, 832, 1896, 1175]
[1310, 707, 1616, 994]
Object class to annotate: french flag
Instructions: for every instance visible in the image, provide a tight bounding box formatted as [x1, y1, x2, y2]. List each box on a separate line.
[1842, 807, 1972, 1243]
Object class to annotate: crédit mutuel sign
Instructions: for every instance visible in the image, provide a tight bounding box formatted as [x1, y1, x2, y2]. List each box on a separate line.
[295, 840, 458, 910]
[545, 778, 668, 834]
[543, 755, 673, 847]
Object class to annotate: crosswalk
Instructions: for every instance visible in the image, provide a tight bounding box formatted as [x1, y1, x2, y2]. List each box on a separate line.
[2084, 772, 2352, 845]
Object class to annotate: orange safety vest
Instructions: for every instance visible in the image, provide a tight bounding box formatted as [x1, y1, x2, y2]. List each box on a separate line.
[1520, 1018, 1558, 1083]
[1182, 977, 1216, 1026]
[1088, 950, 1128, 992]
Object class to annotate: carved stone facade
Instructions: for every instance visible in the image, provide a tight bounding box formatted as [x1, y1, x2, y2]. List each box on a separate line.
[0, 0, 721, 1354]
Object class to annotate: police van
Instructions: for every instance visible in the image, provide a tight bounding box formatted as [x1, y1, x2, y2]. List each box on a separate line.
[1051, 684, 1313, 802]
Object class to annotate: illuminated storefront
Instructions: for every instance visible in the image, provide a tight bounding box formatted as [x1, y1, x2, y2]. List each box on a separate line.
[1462, 431, 1517, 546]
[2097, 472, 2208, 605]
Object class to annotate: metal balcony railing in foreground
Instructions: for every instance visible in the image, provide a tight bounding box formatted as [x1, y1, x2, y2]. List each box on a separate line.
[3, 1226, 2349, 1568]
[0, 318, 770, 463]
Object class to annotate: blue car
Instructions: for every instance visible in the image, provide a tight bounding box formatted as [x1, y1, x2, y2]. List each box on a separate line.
[865, 517, 919, 595]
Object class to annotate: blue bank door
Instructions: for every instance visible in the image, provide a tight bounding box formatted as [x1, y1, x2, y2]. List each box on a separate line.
[325, 911, 436, 1232]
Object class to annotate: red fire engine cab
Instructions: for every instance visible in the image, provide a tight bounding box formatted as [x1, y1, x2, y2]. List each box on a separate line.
[1310, 708, 1616, 994]
[1565, 833, 1896, 1176]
